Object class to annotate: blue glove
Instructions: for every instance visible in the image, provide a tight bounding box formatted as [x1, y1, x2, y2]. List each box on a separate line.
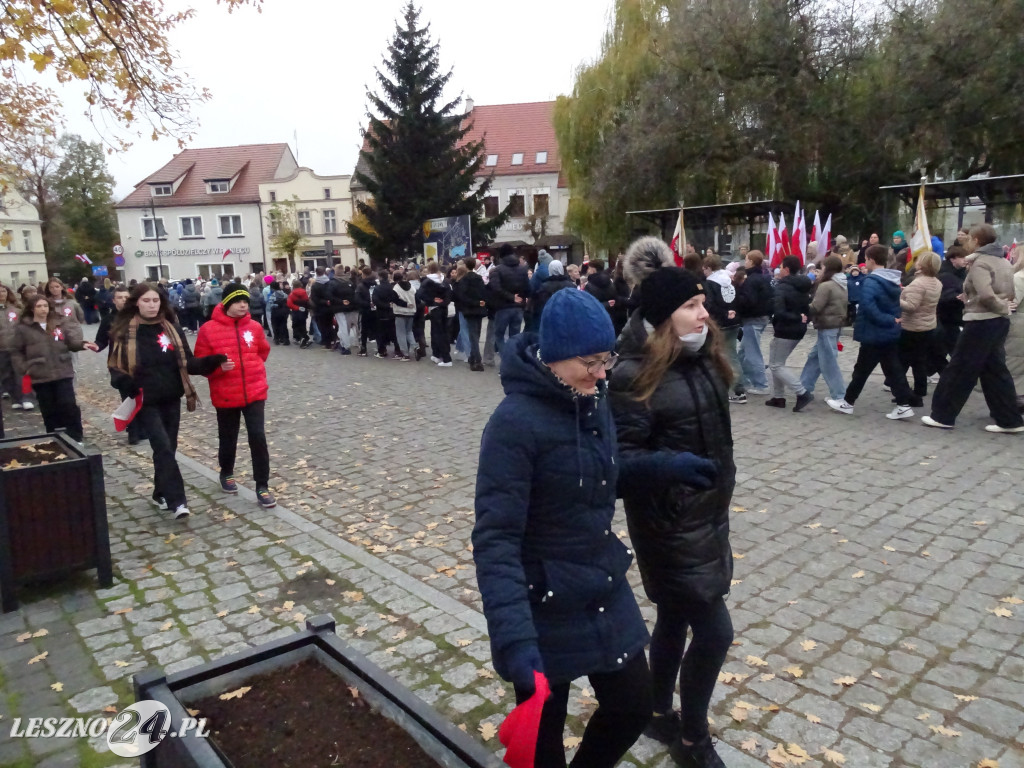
[671, 453, 717, 490]
[504, 642, 544, 695]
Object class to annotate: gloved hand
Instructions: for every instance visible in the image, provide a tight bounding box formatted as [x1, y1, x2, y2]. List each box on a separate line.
[504, 642, 544, 695]
[671, 453, 717, 490]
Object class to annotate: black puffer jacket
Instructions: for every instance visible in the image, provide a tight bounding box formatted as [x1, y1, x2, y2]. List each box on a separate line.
[609, 313, 736, 604]
[936, 259, 967, 327]
[453, 271, 489, 318]
[533, 274, 575, 319]
[735, 270, 774, 320]
[771, 274, 812, 340]
[490, 254, 530, 311]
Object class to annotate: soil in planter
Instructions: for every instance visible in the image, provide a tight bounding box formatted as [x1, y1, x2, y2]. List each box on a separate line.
[191, 658, 444, 768]
[0, 441, 69, 470]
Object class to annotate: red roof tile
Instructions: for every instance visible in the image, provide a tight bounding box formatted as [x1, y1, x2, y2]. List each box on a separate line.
[461, 102, 560, 179]
[117, 143, 293, 209]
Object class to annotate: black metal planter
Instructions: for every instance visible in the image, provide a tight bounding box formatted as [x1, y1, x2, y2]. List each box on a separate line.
[134, 615, 497, 768]
[0, 430, 113, 612]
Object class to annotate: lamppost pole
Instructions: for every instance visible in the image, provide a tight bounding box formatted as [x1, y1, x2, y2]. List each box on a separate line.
[150, 196, 164, 281]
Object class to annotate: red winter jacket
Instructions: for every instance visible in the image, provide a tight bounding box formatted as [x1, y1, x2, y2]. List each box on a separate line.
[287, 287, 310, 311]
[194, 304, 270, 408]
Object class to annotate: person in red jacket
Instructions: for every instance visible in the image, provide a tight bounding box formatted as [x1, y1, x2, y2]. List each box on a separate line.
[194, 287, 276, 508]
[286, 279, 312, 348]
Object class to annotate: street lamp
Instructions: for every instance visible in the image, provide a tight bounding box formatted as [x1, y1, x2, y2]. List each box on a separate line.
[149, 196, 164, 281]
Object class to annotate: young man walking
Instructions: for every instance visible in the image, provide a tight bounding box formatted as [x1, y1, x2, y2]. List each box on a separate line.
[827, 245, 915, 420]
[765, 256, 814, 411]
[194, 287, 277, 508]
[735, 250, 774, 394]
[923, 224, 1023, 433]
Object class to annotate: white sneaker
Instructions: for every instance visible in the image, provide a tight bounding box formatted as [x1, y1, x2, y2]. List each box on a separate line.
[437, 361, 453, 367]
[826, 398, 854, 415]
[886, 405, 914, 420]
[21, 402, 33, 410]
[881, 386, 891, 393]
[11, 403, 22, 410]
[984, 424, 1024, 434]
[921, 415, 954, 429]
[173, 504, 191, 519]
[746, 387, 771, 396]
[927, 374, 941, 384]
[430, 356, 440, 364]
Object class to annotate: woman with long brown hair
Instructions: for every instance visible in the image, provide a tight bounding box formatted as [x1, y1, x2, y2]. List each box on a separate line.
[609, 266, 734, 768]
[0, 282, 32, 410]
[108, 283, 225, 519]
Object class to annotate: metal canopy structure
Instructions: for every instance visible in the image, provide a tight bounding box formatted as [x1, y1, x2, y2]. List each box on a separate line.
[626, 200, 795, 255]
[878, 174, 1024, 231]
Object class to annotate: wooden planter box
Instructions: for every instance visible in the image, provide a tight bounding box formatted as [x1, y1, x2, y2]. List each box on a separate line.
[134, 615, 497, 768]
[0, 430, 113, 612]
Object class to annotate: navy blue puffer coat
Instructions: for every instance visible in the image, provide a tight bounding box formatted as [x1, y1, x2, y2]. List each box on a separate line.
[473, 332, 649, 686]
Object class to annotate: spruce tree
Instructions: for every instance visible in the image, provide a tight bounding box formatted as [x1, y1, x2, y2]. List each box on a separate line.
[348, 2, 505, 264]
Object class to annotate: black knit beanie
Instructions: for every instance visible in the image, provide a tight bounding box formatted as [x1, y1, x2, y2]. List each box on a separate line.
[640, 267, 705, 328]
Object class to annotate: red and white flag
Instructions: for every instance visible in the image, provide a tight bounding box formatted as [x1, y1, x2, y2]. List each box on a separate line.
[820, 214, 832, 260]
[790, 201, 802, 262]
[222, 248, 233, 262]
[670, 208, 685, 267]
[811, 210, 822, 253]
[774, 212, 790, 267]
[766, 212, 777, 266]
[74, 254, 92, 265]
[112, 391, 143, 432]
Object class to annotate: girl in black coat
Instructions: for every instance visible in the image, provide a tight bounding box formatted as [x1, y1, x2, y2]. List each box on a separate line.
[609, 267, 734, 768]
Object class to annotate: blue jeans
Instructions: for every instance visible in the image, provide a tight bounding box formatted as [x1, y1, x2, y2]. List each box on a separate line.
[493, 307, 523, 357]
[456, 313, 470, 355]
[800, 328, 846, 400]
[739, 318, 769, 389]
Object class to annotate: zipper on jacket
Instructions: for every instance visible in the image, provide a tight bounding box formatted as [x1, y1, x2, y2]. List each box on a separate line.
[235, 320, 249, 402]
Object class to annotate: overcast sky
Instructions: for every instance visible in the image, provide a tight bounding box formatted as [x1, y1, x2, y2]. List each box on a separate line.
[58, 0, 615, 200]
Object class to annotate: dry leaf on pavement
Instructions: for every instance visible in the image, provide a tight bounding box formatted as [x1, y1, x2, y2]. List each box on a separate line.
[987, 606, 1012, 618]
[1000, 596, 1023, 605]
[477, 721, 497, 741]
[822, 748, 846, 764]
[783, 666, 804, 678]
[730, 706, 749, 722]
[977, 760, 999, 768]
[805, 713, 821, 724]
[745, 655, 769, 667]
[800, 640, 817, 651]
[50, 682, 63, 692]
[218, 686, 251, 701]
[27, 652, 48, 665]
[860, 702, 882, 713]
[954, 694, 978, 702]
[786, 743, 811, 764]
[767, 743, 792, 766]
[851, 570, 865, 579]
[833, 675, 857, 687]
[718, 671, 749, 684]
[929, 724, 961, 737]
[740, 737, 759, 753]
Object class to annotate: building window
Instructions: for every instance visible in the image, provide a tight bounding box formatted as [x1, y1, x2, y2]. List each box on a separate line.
[10, 271, 18, 286]
[151, 184, 172, 197]
[486, 154, 498, 167]
[3, 230, 12, 251]
[22, 230, 31, 250]
[208, 180, 230, 194]
[218, 215, 243, 236]
[511, 153, 524, 166]
[269, 190, 277, 202]
[27, 270, 36, 285]
[268, 211, 281, 236]
[322, 209, 337, 234]
[323, 188, 332, 200]
[146, 265, 171, 281]
[141, 217, 167, 240]
[536, 151, 548, 164]
[179, 216, 203, 238]
[533, 193, 549, 217]
[484, 195, 500, 218]
[508, 192, 525, 217]
[194, 263, 235, 280]
[297, 210, 312, 235]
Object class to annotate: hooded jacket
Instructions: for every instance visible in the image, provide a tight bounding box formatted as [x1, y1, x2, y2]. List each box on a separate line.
[771, 274, 813, 340]
[328, 276, 356, 311]
[489, 253, 530, 311]
[247, 286, 265, 314]
[0, 302, 21, 352]
[899, 274, 941, 332]
[853, 268, 903, 345]
[182, 284, 201, 310]
[453, 271, 488, 318]
[735, 270, 774, 320]
[194, 304, 270, 408]
[417, 273, 450, 315]
[533, 274, 575, 319]
[529, 250, 553, 295]
[202, 283, 223, 311]
[703, 269, 740, 330]
[355, 276, 377, 312]
[936, 259, 967, 326]
[609, 312, 736, 604]
[963, 243, 1015, 320]
[286, 286, 309, 312]
[472, 332, 649, 685]
[12, 315, 85, 384]
[391, 280, 418, 316]
[809, 275, 848, 330]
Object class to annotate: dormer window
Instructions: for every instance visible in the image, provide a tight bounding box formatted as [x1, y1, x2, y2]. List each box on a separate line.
[536, 152, 548, 164]
[511, 153, 524, 166]
[208, 180, 230, 194]
[151, 184, 172, 197]
[486, 155, 498, 167]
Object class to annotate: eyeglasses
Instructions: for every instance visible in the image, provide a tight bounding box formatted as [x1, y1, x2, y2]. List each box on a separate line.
[576, 353, 618, 375]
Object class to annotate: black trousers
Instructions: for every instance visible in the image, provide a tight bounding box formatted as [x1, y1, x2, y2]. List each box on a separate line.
[376, 312, 398, 354]
[465, 316, 483, 365]
[899, 330, 939, 398]
[0, 351, 20, 401]
[290, 309, 308, 342]
[649, 596, 733, 742]
[136, 400, 186, 509]
[844, 342, 913, 406]
[413, 310, 427, 353]
[428, 309, 451, 362]
[216, 400, 270, 488]
[359, 310, 376, 352]
[271, 310, 289, 343]
[316, 311, 336, 347]
[937, 318, 961, 357]
[514, 654, 651, 768]
[33, 378, 83, 442]
[931, 317, 1023, 428]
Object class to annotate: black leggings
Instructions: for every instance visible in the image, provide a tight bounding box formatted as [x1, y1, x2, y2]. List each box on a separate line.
[216, 400, 270, 488]
[514, 654, 651, 768]
[136, 400, 185, 509]
[649, 596, 733, 742]
[33, 378, 83, 442]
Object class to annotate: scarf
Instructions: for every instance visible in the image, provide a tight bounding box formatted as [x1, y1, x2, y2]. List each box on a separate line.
[108, 315, 199, 412]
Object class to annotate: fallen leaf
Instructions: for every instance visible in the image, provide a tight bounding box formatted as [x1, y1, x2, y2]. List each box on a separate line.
[325, 579, 336, 586]
[973, 520, 987, 526]
[456, 638, 472, 647]
[800, 639, 817, 651]
[745, 655, 769, 668]
[103, 706, 119, 714]
[563, 735, 582, 749]
[160, 621, 173, 632]
[787, 743, 811, 764]
[50, 682, 63, 692]
[871, 670, 883, 679]
[718, 671, 749, 684]
[767, 743, 791, 766]
[783, 665, 804, 678]
[833, 675, 857, 687]
[347, 685, 360, 699]
[764, 704, 781, 712]
[916, 712, 932, 721]
[731, 506, 747, 513]
[730, 579, 743, 586]
[730, 705, 749, 722]
[733, 553, 745, 560]
[475, 721, 497, 741]
[15, 632, 31, 643]
[164, 533, 177, 544]
[354, 626, 367, 637]
[113, 660, 130, 668]
[218, 686, 251, 701]
[476, 668, 495, 679]
[342, 591, 364, 602]
[805, 713, 821, 724]
[740, 736, 760, 753]
[954, 694, 978, 702]
[27, 652, 48, 665]
[280, 600, 294, 612]
[113, 607, 133, 615]
[860, 702, 882, 713]
[804, 522, 821, 529]
[1000, 596, 1023, 605]
[988, 606, 1012, 618]
[759, 673, 776, 682]
[883, 545, 896, 552]
[292, 613, 306, 624]
[851, 570, 865, 579]
[216, 611, 228, 618]
[929, 724, 961, 737]
[977, 760, 999, 768]
[822, 748, 846, 765]
[247, 605, 260, 614]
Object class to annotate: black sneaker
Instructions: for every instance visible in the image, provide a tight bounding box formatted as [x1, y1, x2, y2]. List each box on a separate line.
[151, 494, 168, 511]
[728, 392, 747, 404]
[299, 338, 311, 349]
[793, 392, 814, 412]
[644, 711, 681, 744]
[765, 397, 786, 408]
[256, 488, 277, 508]
[358, 349, 368, 357]
[668, 735, 726, 768]
[220, 475, 238, 494]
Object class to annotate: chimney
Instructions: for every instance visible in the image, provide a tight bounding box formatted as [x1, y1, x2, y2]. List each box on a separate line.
[465, 97, 474, 116]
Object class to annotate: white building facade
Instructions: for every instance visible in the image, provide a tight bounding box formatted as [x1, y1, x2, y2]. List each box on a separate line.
[0, 185, 48, 290]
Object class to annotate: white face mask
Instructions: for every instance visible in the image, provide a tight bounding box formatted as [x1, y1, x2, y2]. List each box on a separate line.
[678, 325, 709, 352]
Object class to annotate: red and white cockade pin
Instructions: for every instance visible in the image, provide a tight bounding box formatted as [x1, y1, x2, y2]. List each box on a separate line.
[53, 327, 64, 341]
[157, 332, 174, 353]
[242, 330, 254, 348]
[63, 306, 72, 316]
[7, 311, 16, 323]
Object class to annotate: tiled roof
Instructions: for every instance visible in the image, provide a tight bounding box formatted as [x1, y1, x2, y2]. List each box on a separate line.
[351, 101, 564, 189]
[117, 143, 293, 209]
[461, 101, 560, 179]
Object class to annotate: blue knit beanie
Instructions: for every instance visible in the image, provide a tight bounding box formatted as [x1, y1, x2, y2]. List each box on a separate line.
[539, 288, 615, 363]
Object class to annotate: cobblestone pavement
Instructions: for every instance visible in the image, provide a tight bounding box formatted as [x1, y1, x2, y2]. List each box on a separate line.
[0, 325, 1021, 768]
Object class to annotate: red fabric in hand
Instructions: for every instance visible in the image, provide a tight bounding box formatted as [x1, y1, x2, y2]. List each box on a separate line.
[21, 374, 31, 396]
[499, 671, 551, 768]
